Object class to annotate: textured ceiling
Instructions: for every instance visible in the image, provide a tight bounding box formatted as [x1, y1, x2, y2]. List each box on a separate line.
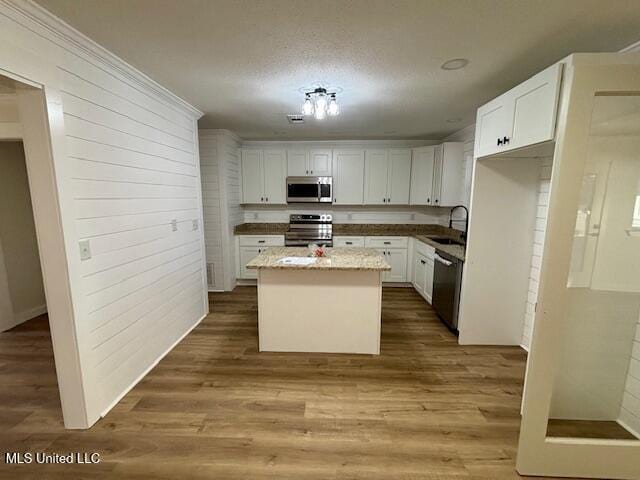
[35, 0, 640, 140]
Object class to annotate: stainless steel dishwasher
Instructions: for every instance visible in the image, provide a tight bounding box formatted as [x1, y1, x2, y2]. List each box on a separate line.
[432, 249, 464, 333]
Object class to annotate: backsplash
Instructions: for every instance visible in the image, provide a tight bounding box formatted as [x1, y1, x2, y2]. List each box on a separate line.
[242, 205, 454, 227]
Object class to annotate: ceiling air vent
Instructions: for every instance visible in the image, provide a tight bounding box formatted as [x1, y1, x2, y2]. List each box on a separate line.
[286, 114, 305, 124]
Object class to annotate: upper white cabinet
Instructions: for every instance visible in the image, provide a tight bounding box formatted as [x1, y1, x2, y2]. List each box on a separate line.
[410, 143, 463, 207]
[286, 148, 332, 176]
[364, 148, 411, 205]
[409, 146, 436, 205]
[475, 63, 563, 158]
[332, 149, 365, 205]
[241, 148, 286, 204]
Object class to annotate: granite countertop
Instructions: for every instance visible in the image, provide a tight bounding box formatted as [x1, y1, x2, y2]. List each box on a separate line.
[234, 223, 466, 261]
[413, 235, 466, 261]
[246, 247, 391, 271]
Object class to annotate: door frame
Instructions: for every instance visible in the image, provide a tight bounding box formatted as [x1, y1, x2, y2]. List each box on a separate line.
[0, 67, 89, 429]
[517, 60, 640, 478]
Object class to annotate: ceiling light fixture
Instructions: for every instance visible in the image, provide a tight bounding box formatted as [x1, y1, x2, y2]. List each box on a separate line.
[302, 87, 340, 120]
[441, 58, 469, 71]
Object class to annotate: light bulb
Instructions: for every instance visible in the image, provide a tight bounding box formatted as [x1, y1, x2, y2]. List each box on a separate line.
[314, 93, 327, 115]
[314, 105, 326, 120]
[302, 97, 314, 116]
[327, 96, 339, 116]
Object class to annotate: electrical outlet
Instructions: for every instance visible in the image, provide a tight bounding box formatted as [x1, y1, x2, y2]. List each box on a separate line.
[192, 219, 199, 231]
[79, 240, 92, 261]
[171, 219, 178, 232]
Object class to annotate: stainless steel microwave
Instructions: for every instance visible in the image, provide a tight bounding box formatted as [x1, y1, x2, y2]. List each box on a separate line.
[286, 176, 332, 203]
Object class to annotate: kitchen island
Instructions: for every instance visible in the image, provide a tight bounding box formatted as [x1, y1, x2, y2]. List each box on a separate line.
[247, 247, 391, 354]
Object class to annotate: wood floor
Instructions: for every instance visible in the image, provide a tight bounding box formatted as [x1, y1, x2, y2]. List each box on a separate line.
[0, 286, 564, 479]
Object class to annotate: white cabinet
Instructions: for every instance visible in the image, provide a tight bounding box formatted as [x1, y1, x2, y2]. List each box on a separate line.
[410, 143, 463, 207]
[364, 149, 411, 205]
[287, 149, 308, 176]
[287, 149, 332, 176]
[384, 249, 409, 282]
[309, 149, 332, 176]
[241, 149, 286, 204]
[409, 146, 436, 205]
[332, 149, 365, 205]
[237, 235, 285, 279]
[365, 236, 409, 282]
[412, 239, 435, 303]
[333, 236, 366, 247]
[475, 63, 562, 158]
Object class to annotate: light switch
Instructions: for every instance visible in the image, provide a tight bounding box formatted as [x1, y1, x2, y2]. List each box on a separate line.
[192, 219, 199, 231]
[79, 240, 92, 261]
[171, 219, 178, 232]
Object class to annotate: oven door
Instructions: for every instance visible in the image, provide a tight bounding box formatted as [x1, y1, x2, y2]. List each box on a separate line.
[287, 177, 320, 203]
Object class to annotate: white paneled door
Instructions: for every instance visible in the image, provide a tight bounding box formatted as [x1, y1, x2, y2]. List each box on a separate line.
[309, 149, 332, 176]
[387, 149, 412, 205]
[409, 146, 435, 205]
[241, 149, 263, 204]
[263, 149, 286, 204]
[364, 149, 389, 205]
[332, 150, 365, 205]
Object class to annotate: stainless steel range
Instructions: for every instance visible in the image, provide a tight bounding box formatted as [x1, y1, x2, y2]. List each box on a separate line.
[285, 214, 333, 247]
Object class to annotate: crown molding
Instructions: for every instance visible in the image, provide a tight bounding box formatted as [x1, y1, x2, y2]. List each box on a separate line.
[199, 128, 243, 142]
[620, 39, 640, 53]
[2, 0, 203, 118]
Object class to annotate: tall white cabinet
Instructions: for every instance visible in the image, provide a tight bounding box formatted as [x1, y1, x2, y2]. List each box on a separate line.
[332, 149, 365, 205]
[241, 148, 286, 204]
[364, 148, 411, 205]
[410, 142, 464, 207]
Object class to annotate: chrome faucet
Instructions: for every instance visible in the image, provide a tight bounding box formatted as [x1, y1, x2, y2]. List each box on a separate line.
[448, 205, 469, 241]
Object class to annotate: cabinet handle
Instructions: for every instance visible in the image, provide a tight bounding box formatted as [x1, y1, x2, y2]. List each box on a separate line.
[258, 249, 261, 253]
[306, 170, 308, 174]
[261, 197, 264, 202]
[258, 240, 265, 244]
[426, 197, 430, 204]
[388, 197, 391, 203]
[310, 170, 313, 174]
[420, 259, 426, 265]
[435, 199, 439, 204]
[503, 136, 510, 144]
[265, 197, 269, 202]
[334, 198, 336, 202]
[346, 241, 353, 245]
[383, 198, 386, 203]
[384, 241, 391, 245]
[497, 138, 503, 146]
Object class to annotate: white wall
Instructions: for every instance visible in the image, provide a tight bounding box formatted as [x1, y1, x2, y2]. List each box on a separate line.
[199, 129, 241, 291]
[0, 141, 47, 331]
[0, 1, 206, 427]
[620, 316, 640, 435]
[521, 157, 553, 350]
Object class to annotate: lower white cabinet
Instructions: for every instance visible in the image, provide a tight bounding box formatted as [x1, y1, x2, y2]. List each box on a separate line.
[333, 236, 365, 247]
[237, 235, 285, 279]
[364, 236, 409, 282]
[412, 240, 435, 303]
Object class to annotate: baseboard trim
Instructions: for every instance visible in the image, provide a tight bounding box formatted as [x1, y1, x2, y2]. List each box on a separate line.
[15, 304, 47, 322]
[98, 310, 207, 422]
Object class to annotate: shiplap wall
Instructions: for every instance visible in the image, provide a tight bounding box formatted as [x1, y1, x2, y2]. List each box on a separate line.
[521, 158, 553, 350]
[620, 317, 640, 435]
[0, 0, 206, 426]
[199, 130, 241, 291]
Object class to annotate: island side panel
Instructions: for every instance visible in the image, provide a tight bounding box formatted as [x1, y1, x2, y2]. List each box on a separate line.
[257, 269, 382, 354]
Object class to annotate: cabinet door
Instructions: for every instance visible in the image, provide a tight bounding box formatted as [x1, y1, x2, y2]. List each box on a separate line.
[332, 150, 365, 205]
[364, 149, 389, 205]
[413, 252, 427, 293]
[438, 142, 464, 207]
[263, 149, 286, 204]
[385, 248, 408, 282]
[475, 96, 511, 158]
[239, 246, 261, 279]
[287, 149, 309, 176]
[432, 144, 444, 206]
[509, 63, 562, 151]
[241, 149, 263, 204]
[387, 149, 411, 205]
[424, 257, 434, 303]
[409, 146, 435, 205]
[309, 149, 332, 176]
